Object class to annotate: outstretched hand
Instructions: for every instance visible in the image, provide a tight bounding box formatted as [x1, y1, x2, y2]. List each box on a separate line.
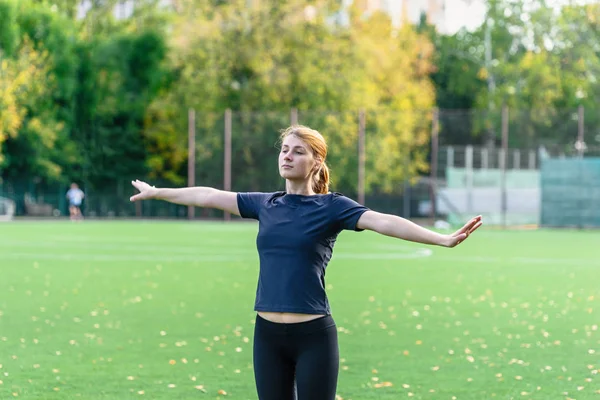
[444, 215, 483, 248]
[130, 179, 158, 202]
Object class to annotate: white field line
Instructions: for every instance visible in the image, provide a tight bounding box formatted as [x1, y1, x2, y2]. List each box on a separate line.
[1, 247, 597, 267]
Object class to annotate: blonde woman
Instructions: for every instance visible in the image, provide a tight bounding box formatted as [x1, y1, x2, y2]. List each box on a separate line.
[130, 125, 482, 400]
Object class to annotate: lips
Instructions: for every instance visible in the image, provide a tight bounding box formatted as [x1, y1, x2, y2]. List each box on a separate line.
[281, 165, 293, 169]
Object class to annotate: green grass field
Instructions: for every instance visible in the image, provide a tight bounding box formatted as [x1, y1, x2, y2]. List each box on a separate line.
[0, 221, 599, 399]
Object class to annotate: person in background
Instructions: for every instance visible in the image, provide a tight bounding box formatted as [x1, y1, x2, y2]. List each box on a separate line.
[66, 182, 85, 221]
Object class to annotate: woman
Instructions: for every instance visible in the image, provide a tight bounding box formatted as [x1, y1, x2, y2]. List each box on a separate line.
[130, 125, 482, 400]
[66, 182, 85, 221]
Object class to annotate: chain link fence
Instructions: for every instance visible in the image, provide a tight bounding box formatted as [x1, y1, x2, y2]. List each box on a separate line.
[2, 107, 598, 226]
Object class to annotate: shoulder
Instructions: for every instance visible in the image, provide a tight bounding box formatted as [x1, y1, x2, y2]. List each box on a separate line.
[329, 192, 362, 206]
[326, 192, 370, 230]
[268, 191, 285, 199]
[327, 192, 368, 213]
[262, 191, 285, 204]
[259, 191, 285, 200]
[237, 191, 283, 203]
[236, 191, 283, 219]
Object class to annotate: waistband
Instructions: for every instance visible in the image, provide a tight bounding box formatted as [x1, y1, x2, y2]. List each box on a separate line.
[255, 314, 336, 335]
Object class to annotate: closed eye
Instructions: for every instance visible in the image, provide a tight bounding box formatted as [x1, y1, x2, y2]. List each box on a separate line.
[281, 148, 305, 155]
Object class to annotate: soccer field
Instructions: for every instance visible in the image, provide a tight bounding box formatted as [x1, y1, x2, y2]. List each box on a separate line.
[0, 221, 598, 399]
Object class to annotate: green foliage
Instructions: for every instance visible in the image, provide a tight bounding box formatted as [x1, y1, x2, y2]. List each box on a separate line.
[467, 0, 600, 147]
[0, 41, 47, 164]
[76, 30, 169, 190]
[0, 1, 79, 183]
[2, 0, 599, 198]
[0, 0, 19, 57]
[0, 0, 169, 192]
[0, 37, 66, 180]
[30, 0, 81, 19]
[144, 1, 436, 192]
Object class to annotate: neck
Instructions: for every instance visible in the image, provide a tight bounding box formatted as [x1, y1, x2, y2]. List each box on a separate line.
[285, 180, 315, 196]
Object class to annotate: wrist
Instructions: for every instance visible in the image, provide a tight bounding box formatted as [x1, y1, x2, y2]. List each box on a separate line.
[438, 234, 451, 247]
[150, 187, 160, 199]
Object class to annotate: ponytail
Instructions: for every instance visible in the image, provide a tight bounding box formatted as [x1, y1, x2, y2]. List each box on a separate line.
[312, 162, 330, 194]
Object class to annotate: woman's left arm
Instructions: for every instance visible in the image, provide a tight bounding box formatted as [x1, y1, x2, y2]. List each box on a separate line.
[356, 211, 482, 248]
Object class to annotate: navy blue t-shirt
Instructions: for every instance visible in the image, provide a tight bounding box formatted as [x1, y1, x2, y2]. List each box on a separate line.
[237, 191, 370, 315]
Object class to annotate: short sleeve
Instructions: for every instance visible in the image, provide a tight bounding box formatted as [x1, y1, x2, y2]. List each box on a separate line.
[237, 192, 271, 220]
[331, 193, 370, 231]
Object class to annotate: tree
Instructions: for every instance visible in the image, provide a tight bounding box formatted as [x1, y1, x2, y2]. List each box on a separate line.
[0, 39, 61, 179]
[0, 0, 19, 57]
[144, 0, 436, 194]
[474, 0, 600, 148]
[1, 0, 81, 185]
[0, 0, 170, 200]
[344, 9, 436, 191]
[73, 30, 170, 191]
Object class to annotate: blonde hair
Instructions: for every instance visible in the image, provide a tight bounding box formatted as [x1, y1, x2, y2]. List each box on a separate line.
[279, 125, 330, 194]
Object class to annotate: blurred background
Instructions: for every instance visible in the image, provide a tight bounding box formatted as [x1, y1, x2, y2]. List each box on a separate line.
[1, 0, 599, 228]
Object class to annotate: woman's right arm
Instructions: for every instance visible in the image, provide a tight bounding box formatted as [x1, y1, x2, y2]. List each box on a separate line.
[130, 180, 240, 216]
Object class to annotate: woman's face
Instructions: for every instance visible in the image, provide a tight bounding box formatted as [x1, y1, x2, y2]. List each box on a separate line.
[278, 135, 318, 181]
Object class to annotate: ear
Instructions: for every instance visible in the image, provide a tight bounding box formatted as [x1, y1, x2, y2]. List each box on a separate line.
[313, 157, 323, 172]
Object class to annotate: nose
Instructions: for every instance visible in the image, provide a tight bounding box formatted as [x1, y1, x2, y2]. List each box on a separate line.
[283, 151, 292, 161]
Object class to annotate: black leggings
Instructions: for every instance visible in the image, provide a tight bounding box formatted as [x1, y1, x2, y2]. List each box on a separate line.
[253, 314, 339, 400]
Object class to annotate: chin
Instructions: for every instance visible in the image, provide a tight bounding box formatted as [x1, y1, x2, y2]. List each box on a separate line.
[280, 172, 302, 182]
[279, 170, 293, 179]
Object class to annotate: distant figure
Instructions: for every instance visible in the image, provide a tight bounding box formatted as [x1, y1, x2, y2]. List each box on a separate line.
[66, 183, 85, 221]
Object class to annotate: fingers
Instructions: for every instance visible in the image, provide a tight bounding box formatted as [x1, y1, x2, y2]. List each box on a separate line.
[468, 221, 483, 235]
[131, 179, 145, 189]
[464, 215, 482, 228]
[130, 179, 148, 202]
[450, 216, 483, 247]
[131, 180, 151, 191]
[460, 215, 482, 233]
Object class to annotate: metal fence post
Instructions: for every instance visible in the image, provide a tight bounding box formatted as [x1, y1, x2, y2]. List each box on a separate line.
[501, 104, 509, 228]
[482, 148, 488, 169]
[358, 109, 366, 205]
[188, 109, 196, 220]
[577, 105, 585, 158]
[528, 150, 535, 169]
[577, 105, 585, 227]
[403, 154, 410, 218]
[224, 109, 232, 221]
[447, 146, 454, 169]
[430, 108, 439, 222]
[465, 145, 473, 215]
